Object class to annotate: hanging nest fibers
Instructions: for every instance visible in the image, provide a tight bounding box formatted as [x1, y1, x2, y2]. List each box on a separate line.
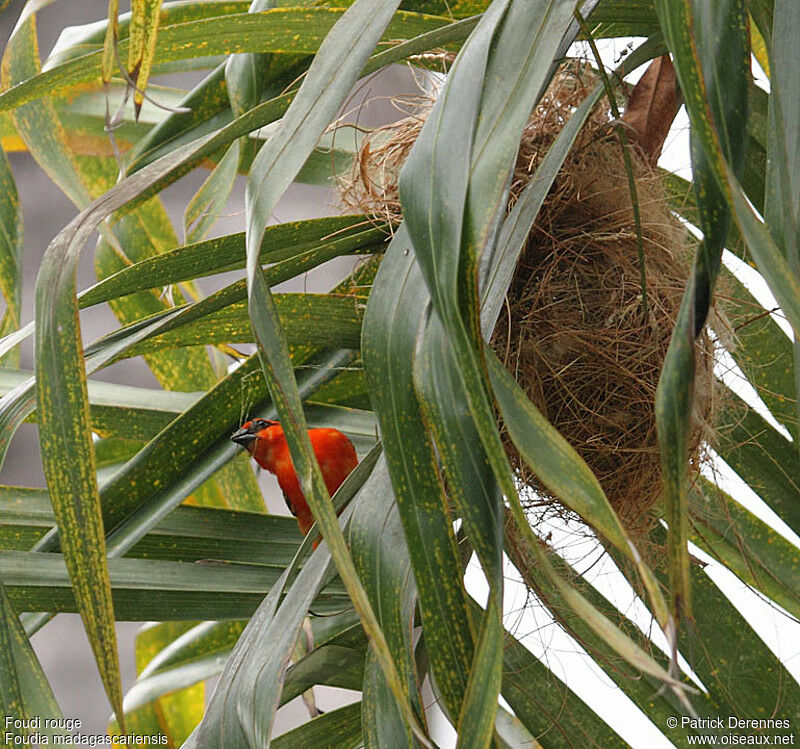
[339, 62, 719, 540]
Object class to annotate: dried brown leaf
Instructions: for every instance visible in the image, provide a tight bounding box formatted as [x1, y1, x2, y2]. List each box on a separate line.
[623, 55, 681, 164]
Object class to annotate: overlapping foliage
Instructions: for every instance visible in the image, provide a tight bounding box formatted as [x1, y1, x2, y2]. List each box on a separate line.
[0, 0, 798, 746]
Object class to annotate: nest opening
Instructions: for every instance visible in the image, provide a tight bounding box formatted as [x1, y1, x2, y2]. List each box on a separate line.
[339, 64, 718, 540]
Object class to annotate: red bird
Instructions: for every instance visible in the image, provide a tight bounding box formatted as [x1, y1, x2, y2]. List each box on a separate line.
[231, 418, 358, 539]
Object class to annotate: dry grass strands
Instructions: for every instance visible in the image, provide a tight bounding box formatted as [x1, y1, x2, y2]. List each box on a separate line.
[340, 64, 717, 539]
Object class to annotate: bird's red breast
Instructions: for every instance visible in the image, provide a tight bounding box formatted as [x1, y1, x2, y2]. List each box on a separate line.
[231, 419, 358, 538]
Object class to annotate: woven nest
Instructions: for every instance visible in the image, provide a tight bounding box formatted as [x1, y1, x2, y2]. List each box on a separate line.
[340, 64, 717, 538]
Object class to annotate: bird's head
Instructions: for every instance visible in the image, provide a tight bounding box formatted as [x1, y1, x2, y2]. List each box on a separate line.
[230, 418, 281, 455]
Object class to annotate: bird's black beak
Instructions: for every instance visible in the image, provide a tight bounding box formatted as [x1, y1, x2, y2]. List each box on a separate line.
[231, 426, 259, 449]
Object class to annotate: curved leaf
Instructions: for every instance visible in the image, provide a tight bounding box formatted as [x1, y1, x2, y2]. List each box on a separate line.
[764, 0, 800, 440]
[79, 216, 383, 308]
[94, 191, 264, 512]
[690, 480, 800, 622]
[108, 621, 204, 746]
[34, 135, 125, 733]
[0, 9, 452, 114]
[112, 293, 364, 357]
[184, 142, 239, 244]
[349, 458, 424, 745]
[0, 149, 22, 368]
[272, 703, 362, 749]
[362, 227, 475, 723]
[0, 549, 349, 620]
[196, 508, 346, 746]
[0, 585, 65, 744]
[0, 486, 303, 565]
[241, 0, 429, 741]
[654, 0, 749, 620]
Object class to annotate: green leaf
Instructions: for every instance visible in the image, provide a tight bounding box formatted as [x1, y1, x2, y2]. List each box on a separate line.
[493, 705, 541, 749]
[136, 621, 201, 672]
[74, 230, 379, 375]
[125, 0, 164, 115]
[721, 270, 797, 437]
[13, 98, 233, 707]
[94, 197, 192, 355]
[0, 149, 22, 368]
[48, 1, 250, 67]
[467, 597, 624, 746]
[136, 622, 206, 746]
[94, 437, 145, 473]
[137, 620, 245, 681]
[0, 484, 303, 564]
[282, 642, 366, 706]
[714, 395, 800, 538]
[127, 55, 309, 174]
[79, 216, 383, 309]
[0, 0, 92, 208]
[84, 391, 373, 450]
[749, 0, 773, 72]
[414, 315, 504, 744]
[689, 480, 800, 622]
[507, 542, 717, 741]
[0, 585, 66, 744]
[118, 637, 366, 723]
[349, 458, 425, 745]
[0, 549, 349, 620]
[654, 0, 749, 620]
[224, 0, 279, 120]
[645, 525, 800, 723]
[117, 659, 222, 734]
[126, 61, 230, 172]
[116, 604, 362, 719]
[196, 507, 346, 745]
[114, 293, 364, 357]
[128, 13, 480, 175]
[272, 703, 362, 749]
[581, 0, 660, 37]
[0, 366, 196, 437]
[0, 306, 185, 471]
[109, 621, 204, 746]
[764, 0, 800, 441]
[656, 4, 800, 605]
[0, 11, 485, 297]
[455, 598, 502, 747]
[681, 575, 800, 721]
[726, 165, 800, 336]
[95, 192, 265, 513]
[765, 0, 800, 258]
[101, 0, 119, 85]
[0, 9, 452, 114]
[362, 227, 475, 723]
[34, 147, 125, 734]
[184, 141, 239, 244]
[223, 0, 309, 176]
[241, 0, 429, 741]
